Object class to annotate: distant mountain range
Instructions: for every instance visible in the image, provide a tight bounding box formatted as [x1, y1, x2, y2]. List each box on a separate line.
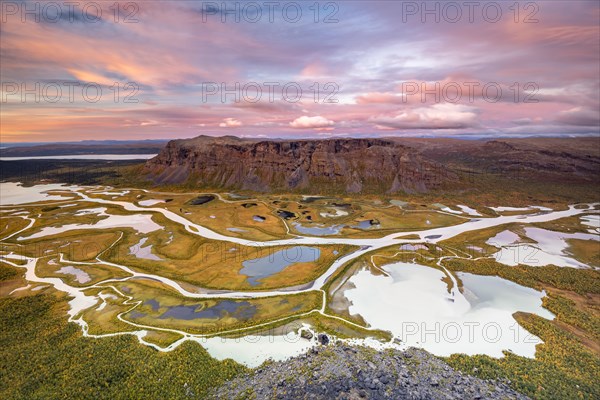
[0, 141, 167, 156]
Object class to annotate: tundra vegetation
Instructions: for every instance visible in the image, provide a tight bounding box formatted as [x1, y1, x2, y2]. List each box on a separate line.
[1, 184, 598, 399]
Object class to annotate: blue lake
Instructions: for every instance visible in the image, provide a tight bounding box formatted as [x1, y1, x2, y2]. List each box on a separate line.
[158, 300, 257, 321]
[240, 246, 321, 286]
[352, 220, 379, 229]
[293, 222, 342, 236]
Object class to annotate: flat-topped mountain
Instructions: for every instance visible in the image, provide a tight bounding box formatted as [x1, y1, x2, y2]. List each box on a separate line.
[144, 136, 453, 193]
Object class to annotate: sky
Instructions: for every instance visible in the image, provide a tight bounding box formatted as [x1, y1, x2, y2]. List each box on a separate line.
[1, 0, 599, 142]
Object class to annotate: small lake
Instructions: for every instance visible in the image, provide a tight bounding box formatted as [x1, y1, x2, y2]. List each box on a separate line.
[0, 182, 78, 205]
[240, 246, 321, 286]
[227, 227, 248, 233]
[352, 220, 379, 229]
[57, 266, 91, 284]
[277, 210, 296, 220]
[399, 244, 428, 251]
[320, 208, 349, 218]
[158, 300, 257, 321]
[187, 195, 215, 205]
[130, 237, 162, 261]
[293, 222, 342, 236]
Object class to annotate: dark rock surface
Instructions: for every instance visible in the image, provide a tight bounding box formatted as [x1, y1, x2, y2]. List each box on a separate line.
[209, 344, 529, 399]
[144, 136, 454, 193]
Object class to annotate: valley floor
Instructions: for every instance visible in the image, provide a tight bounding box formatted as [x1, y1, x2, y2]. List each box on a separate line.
[1, 182, 599, 399]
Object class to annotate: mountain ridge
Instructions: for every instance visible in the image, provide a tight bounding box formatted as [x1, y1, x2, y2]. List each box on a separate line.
[144, 136, 454, 193]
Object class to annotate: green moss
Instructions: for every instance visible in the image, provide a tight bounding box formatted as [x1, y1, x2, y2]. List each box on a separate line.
[0, 263, 20, 281]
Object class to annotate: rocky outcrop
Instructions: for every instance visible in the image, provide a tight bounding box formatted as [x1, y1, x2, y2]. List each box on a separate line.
[144, 136, 454, 193]
[209, 344, 529, 400]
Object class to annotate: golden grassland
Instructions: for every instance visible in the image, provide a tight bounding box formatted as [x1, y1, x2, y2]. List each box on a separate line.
[142, 330, 185, 348]
[0, 216, 30, 239]
[0, 261, 29, 296]
[533, 215, 595, 233]
[566, 239, 600, 268]
[165, 196, 291, 241]
[3, 229, 123, 261]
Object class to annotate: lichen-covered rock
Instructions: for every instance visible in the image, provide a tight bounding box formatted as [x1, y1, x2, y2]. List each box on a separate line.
[209, 344, 529, 400]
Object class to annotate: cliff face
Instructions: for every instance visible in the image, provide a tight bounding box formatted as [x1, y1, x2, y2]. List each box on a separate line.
[144, 136, 454, 193]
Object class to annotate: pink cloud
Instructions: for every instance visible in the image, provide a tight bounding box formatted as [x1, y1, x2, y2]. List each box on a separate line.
[371, 104, 479, 130]
[289, 116, 335, 129]
[219, 118, 243, 128]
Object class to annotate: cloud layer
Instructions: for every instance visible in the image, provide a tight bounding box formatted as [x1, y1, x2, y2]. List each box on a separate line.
[1, 1, 599, 141]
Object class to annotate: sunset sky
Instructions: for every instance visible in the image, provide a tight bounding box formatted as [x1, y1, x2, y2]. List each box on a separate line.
[1, 0, 599, 142]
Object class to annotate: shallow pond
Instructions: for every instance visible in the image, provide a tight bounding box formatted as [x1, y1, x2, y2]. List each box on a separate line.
[227, 193, 250, 200]
[130, 237, 162, 261]
[390, 200, 408, 208]
[486, 230, 520, 247]
[139, 199, 165, 206]
[293, 222, 342, 236]
[399, 244, 428, 251]
[158, 300, 257, 321]
[227, 227, 248, 233]
[320, 208, 349, 218]
[352, 220, 379, 230]
[57, 266, 91, 284]
[240, 246, 321, 286]
[277, 210, 296, 220]
[187, 195, 215, 205]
